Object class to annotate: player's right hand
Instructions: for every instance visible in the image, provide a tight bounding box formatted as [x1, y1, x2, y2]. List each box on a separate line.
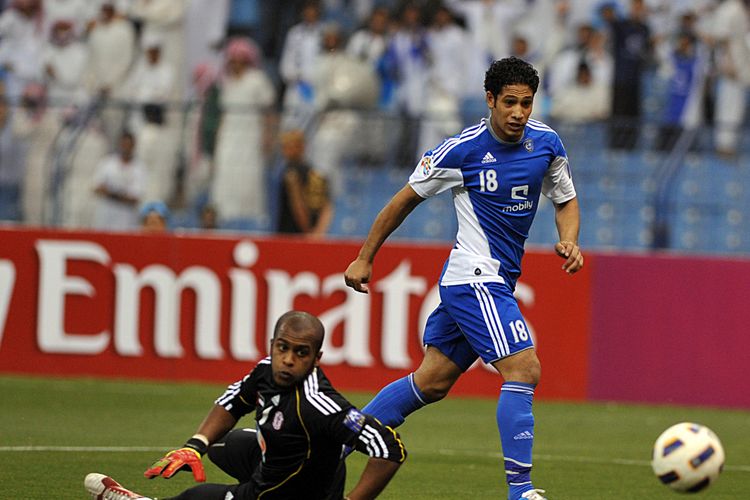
[144, 448, 206, 482]
[344, 259, 372, 293]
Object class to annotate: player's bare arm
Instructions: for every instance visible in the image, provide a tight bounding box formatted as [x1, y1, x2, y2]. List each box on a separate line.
[553, 197, 583, 274]
[344, 183, 424, 293]
[345, 457, 403, 500]
[193, 404, 239, 444]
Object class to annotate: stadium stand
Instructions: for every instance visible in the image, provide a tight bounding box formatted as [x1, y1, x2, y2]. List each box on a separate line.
[0, 1, 748, 256]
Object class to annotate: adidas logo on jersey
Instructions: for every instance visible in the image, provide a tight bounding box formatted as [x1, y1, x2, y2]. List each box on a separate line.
[513, 431, 534, 440]
[481, 152, 496, 164]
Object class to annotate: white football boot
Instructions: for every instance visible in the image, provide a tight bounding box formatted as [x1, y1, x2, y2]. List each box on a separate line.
[84, 473, 152, 500]
[520, 488, 547, 500]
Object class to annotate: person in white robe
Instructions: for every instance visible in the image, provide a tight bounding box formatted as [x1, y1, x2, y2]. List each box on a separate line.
[550, 61, 611, 123]
[446, 0, 526, 91]
[85, 0, 136, 144]
[308, 23, 378, 195]
[210, 37, 275, 223]
[60, 121, 109, 228]
[709, 0, 750, 157]
[0, 93, 27, 221]
[92, 131, 146, 231]
[345, 7, 391, 163]
[129, 0, 187, 99]
[13, 83, 59, 226]
[125, 34, 177, 204]
[278, 2, 323, 129]
[418, 6, 467, 158]
[386, 3, 430, 165]
[42, 20, 88, 109]
[41, 0, 98, 38]
[0, 0, 44, 102]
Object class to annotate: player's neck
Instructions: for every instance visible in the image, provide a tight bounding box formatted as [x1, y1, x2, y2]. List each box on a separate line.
[484, 117, 523, 144]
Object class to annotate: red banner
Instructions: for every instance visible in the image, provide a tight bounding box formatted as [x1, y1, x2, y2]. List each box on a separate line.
[0, 228, 591, 399]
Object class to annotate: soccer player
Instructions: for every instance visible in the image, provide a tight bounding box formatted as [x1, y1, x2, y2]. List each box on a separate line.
[343, 57, 583, 500]
[85, 311, 406, 500]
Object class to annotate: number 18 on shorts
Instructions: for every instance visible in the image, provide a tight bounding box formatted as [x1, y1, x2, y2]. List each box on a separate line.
[423, 281, 534, 369]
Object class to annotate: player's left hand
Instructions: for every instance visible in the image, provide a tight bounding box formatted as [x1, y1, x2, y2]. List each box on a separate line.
[555, 240, 583, 274]
[144, 448, 206, 482]
[344, 259, 372, 294]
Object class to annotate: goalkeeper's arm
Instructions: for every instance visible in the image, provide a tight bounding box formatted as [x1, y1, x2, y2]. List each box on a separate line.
[144, 405, 237, 482]
[344, 412, 407, 500]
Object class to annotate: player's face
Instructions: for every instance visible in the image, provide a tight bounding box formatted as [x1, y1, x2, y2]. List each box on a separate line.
[270, 327, 322, 388]
[486, 84, 535, 142]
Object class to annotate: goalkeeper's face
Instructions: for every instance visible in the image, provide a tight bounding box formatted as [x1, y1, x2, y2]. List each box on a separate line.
[270, 326, 323, 388]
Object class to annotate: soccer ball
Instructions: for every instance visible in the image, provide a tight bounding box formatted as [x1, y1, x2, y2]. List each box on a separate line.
[652, 422, 725, 493]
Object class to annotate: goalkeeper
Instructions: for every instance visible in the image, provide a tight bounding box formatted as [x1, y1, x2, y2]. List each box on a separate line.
[85, 311, 406, 500]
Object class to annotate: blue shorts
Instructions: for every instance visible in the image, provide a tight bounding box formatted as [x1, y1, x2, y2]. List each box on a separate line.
[423, 281, 534, 371]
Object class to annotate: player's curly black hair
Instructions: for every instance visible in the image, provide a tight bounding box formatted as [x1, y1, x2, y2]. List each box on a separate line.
[484, 56, 540, 97]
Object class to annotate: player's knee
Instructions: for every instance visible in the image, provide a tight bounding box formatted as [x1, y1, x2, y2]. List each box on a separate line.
[497, 353, 541, 385]
[525, 363, 541, 385]
[418, 378, 453, 402]
[512, 357, 540, 385]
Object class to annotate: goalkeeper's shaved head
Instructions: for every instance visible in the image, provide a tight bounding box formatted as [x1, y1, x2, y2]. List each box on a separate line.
[273, 310, 325, 353]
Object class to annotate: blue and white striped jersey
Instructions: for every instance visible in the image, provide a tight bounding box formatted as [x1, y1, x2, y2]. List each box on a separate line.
[409, 118, 576, 289]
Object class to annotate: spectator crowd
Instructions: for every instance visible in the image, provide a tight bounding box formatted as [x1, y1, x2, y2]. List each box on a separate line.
[0, 0, 747, 237]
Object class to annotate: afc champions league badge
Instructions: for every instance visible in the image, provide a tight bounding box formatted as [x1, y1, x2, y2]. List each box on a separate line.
[272, 410, 284, 430]
[420, 154, 432, 175]
[523, 138, 534, 152]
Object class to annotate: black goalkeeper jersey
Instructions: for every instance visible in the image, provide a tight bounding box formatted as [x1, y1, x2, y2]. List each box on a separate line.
[215, 358, 406, 499]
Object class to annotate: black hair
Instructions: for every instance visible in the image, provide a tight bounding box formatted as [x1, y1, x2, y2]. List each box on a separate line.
[120, 129, 135, 142]
[577, 60, 592, 75]
[273, 311, 325, 353]
[484, 56, 540, 97]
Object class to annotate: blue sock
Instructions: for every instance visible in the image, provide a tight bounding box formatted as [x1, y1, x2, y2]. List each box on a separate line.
[362, 373, 428, 427]
[497, 382, 536, 500]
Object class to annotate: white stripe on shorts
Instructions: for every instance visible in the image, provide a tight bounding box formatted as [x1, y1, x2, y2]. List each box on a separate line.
[471, 283, 508, 358]
[479, 283, 511, 355]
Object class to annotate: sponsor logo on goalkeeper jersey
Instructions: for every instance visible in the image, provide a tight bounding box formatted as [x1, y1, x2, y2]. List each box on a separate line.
[272, 410, 284, 430]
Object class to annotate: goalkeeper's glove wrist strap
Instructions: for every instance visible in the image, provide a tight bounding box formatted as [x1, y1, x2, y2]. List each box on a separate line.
[183, 437, 208, 456]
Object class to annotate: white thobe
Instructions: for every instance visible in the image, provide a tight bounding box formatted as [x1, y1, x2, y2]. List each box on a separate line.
[42, 41, 89, 107]
[42, 0, 98, 37]
[711, 0, 750, 152]
[92, 154, 147, 230]
[129, 0, 187, 98]
[279, 21, 322, 126]
[211, 69, 275, 221]
[85, 17, 136, 96]
[419, 24, 467, 156]
[0, 9, 44, 101]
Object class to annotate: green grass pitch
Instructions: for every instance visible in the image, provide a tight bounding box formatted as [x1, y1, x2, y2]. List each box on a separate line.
[1, 374, 748, 499]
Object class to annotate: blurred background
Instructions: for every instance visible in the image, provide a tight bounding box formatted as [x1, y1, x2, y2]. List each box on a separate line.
[0, 0, 747, 255]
